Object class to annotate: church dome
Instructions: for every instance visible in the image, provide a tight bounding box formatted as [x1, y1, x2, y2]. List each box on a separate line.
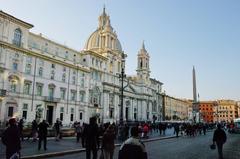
[84, 7, 122, 52]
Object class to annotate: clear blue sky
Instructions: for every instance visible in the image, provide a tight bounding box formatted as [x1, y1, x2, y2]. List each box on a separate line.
[1, 0, 240, 101]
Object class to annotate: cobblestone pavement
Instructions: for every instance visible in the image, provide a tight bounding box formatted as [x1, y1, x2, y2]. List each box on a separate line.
[0, 128, 174, 158]
[50, 131, 240, 159]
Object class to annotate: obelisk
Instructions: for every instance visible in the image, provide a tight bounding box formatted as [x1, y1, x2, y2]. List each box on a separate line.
[193, 66, 197, 103]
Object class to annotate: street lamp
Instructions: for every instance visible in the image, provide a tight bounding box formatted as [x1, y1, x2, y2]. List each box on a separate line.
[118, 52, 126, 141]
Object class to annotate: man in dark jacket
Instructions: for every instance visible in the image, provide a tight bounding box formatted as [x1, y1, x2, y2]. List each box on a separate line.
[38, 120, 49, 150]
[1, 118, 21, 159]
[213, 124, 227, 159]
[83, 117, 99, 159]
[118, 126, 147, 159]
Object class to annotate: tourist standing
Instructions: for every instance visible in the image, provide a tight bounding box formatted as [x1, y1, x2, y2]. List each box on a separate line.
[1, 118, 21, 159]
[38, 120, 49, 150]
[83, 117, 99, 159]
[213, 124, 227, 159]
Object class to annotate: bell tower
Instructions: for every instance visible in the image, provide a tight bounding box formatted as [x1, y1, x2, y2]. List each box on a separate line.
[136, 41, 150, 82]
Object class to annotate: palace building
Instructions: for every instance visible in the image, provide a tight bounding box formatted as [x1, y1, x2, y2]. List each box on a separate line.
[0, 8, 164, 125]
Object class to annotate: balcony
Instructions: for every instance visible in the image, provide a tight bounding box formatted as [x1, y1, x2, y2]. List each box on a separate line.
[44, 96, 61, 103]
[0, 89, 7, 97]
[12, 40, 23, 48]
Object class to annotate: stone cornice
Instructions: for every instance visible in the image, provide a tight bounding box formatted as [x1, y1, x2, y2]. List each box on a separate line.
[0, 41, 90, 73]
[81, 50, 108, 60]
[29, 32, 79, 53]
[0, 10, 34, 29]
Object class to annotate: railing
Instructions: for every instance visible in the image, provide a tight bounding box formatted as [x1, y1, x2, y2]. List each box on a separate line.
[12, 39, 23, 48]
[44, 96, 61, 103]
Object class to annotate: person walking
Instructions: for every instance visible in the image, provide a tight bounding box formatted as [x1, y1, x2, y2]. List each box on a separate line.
[31, 119, 38, 142]
[18, 118, 24, 141]
[1, 118, 21, 159]
[174, 123, 180, 137]
[83, 117, 99, 159]
[75, 122, 82, 143]
[53, 118, 62, 141]
[118, 126, 148, 159]
[213, 124, 227, 159]
[81, 123, 86, 147]
[102, 124, 116, 159]
[143, 124, 149, 138]
[38, 120, 49, 150]
[203, 124, 207, 135]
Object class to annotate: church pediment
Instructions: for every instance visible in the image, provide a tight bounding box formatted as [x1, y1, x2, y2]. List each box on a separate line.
[125, 84, 136, 93]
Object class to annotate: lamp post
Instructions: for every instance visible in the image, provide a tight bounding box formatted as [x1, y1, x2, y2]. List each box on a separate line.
[119, 52, 126, 141]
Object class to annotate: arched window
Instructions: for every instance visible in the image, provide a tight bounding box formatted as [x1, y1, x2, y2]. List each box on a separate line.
[140, 59, 143, 68]
[13, 28, 22, 47]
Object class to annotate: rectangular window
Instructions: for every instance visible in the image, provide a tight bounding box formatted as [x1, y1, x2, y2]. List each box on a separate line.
[22, 110, 27, 119]
[13, 62, 18, 70]
[65, 51, 68, 59]
[60, 107, 64, 121]
[71, 91, 76, 101]
[110, 108, 114, 118]
[51, 64, 55, 69]
[70, 108, 74, 121]
[36, 84, 43, 96]
[8, 107, 13, 117]
[80, 112, 83, 120]
[22, 103, 28, 119]
[24, 82, 31, 94]
[38, 67, 43, 76]
[60, 113, 64, 121]
[80, 91, 85, 102]
[81, 78, 84, 87]
[50, 70, 55, 80]
[25, 64, 32, 74]
[10, 81, 17, 92]
[62, 73, 66, 82]
[60, 88, 66, 100]
[72, 76, 76, 85]
[48, 87, 54, 98]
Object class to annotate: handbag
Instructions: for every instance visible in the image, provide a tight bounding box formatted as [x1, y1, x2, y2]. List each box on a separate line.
[99, 149, 104, 159]
[210, 144, 216, 150]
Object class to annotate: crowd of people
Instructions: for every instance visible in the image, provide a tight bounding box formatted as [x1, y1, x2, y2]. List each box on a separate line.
[1, 117, 230, 159]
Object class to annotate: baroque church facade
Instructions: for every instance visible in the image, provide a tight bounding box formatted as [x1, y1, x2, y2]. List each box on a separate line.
[0, 8, 163, 125]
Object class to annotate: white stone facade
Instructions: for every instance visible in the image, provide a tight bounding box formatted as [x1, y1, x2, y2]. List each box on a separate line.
[0, 9, 163, 126]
